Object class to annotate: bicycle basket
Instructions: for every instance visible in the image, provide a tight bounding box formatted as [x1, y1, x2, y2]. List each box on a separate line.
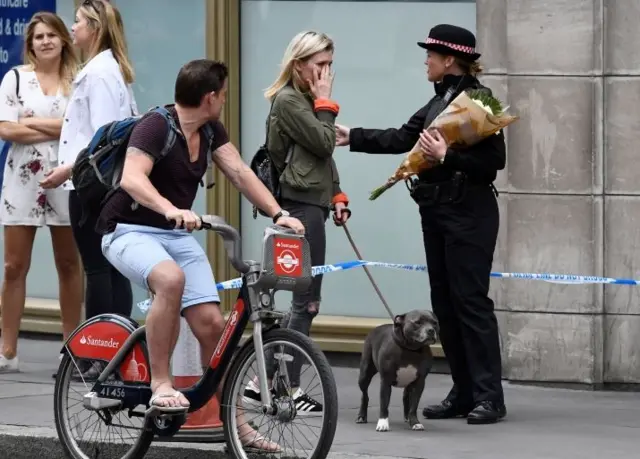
[257, 225, 313, 293]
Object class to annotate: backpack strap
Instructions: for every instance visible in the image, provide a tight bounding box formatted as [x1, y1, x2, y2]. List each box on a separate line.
[152, 105, 179, 159]
[12, 68, 19, 99]
[266, 94, 294, 173]
[129, 106, 179, 211]
[201, 122, 215, 189]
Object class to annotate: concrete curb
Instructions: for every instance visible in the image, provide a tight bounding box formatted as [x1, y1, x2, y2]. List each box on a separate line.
[0, 424, 419, 459]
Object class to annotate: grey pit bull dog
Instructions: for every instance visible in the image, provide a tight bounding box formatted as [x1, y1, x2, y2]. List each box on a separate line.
[356, 309, 439, 432]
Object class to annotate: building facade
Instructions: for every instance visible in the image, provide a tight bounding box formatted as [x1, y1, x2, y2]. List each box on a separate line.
[2, 0, 639, 386]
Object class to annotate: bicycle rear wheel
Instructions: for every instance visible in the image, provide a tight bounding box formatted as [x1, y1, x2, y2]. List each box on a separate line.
[221, 328, 338, 459]
[53, 354, 155, 459]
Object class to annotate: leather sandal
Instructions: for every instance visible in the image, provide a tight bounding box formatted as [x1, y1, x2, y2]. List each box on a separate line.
[145, 391, 190, 416]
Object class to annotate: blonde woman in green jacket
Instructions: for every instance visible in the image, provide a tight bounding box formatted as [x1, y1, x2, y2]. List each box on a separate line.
[244, 31, 351, 415]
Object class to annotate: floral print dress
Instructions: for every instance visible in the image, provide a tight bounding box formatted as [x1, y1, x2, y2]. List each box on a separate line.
[0, 67, 70, 226]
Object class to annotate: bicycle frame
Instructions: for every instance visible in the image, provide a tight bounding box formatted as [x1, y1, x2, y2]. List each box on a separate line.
[63, 273, 273, 414]
[61, 216, 312, 417]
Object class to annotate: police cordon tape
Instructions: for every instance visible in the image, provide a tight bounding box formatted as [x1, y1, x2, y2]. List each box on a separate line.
[213, 259, 640, 290]
[136, 259, 640, 313]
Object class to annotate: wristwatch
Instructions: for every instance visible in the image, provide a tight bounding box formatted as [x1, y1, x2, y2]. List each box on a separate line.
[273, 209, 290, 224]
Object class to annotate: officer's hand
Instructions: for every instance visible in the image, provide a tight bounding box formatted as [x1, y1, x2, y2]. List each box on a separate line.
[335, 124, 350, 147]
[419, 128, 448, 161]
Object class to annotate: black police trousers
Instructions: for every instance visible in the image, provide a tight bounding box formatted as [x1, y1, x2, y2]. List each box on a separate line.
[419, 184, 504, 406]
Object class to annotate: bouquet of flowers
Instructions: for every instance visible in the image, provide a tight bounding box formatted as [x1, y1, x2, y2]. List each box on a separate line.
[368, 89, 519, 200]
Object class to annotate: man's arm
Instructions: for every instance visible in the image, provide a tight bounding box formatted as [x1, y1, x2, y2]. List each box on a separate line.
[212, 142, 282, 218]
[119, 147, 176, 216]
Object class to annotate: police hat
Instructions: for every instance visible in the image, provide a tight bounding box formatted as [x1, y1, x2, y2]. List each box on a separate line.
[417, 24, 481, 61]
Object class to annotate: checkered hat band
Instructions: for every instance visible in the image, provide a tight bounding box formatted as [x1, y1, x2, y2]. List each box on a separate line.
[425, 37, 475, 54]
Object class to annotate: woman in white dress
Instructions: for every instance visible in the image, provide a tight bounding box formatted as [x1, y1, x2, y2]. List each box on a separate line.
[0, 12, 82, 373]
[41, 0, 137, 379]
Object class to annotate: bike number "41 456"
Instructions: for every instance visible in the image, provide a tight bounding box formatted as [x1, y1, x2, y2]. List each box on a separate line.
[100, 387, 126, 398]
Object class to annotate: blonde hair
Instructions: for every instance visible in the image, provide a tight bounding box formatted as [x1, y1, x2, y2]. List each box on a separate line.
[23, 12, 80, 96]
[78, 0, 135, 84]
[455, 57, 484, 77]
[264, 31, 334, 101]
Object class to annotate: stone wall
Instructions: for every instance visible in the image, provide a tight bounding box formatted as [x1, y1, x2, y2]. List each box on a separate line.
[476, 0, 640, 385]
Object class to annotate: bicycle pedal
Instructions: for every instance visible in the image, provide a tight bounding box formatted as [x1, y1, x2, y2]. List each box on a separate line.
[145, 406, 188, 420]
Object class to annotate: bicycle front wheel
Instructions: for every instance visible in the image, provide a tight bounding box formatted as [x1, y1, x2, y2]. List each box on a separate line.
[53, 354, 155, 459]
[221, 328, 338, 459]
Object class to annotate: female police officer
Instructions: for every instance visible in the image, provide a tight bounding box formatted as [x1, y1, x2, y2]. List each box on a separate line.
[335, 24, 507, 425]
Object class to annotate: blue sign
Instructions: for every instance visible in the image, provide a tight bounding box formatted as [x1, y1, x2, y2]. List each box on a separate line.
[0, 0, 57, 188]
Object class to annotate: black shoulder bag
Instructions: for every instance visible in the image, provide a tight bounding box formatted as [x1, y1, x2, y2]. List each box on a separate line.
[249, 99, 294, 219]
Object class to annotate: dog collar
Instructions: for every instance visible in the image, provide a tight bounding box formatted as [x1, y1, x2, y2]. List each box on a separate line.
[392, 328, 425, 352]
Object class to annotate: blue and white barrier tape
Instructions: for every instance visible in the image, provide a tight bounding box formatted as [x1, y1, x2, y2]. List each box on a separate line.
[488, 271, 639, 285]
[136, 260, 640, 313]
[214, 260, 429, 291]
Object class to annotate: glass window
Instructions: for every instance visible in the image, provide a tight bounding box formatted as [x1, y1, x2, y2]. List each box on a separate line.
[108, 0, 208, 313]
[239, 0, 477, 318]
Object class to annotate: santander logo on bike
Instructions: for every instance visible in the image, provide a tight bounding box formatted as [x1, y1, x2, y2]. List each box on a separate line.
[79, 334, 120, 349]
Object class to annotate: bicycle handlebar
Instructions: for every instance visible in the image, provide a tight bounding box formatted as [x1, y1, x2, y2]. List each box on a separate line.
[198, 214, 297, 275]
[198, 215, 249, 273]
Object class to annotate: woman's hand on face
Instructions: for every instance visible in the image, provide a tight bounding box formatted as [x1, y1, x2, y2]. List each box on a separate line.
[40, 164, 72, 189]
[419, 128, 448, 161]
[335, 124, 350, 146]
[308, 65, 334, 100]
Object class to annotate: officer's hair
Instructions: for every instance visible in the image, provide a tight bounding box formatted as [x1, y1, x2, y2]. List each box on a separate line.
[455, 58, 484, 77]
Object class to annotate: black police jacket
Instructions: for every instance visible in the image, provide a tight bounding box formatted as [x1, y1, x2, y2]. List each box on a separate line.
[349, 74, 506, 185]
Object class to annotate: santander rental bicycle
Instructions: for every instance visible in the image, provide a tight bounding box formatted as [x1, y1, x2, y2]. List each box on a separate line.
[52, 215, 339, 459]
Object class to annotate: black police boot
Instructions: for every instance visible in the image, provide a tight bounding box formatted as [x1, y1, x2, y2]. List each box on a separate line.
[422, 399, 474, 419]
[466, 401, 507, 425]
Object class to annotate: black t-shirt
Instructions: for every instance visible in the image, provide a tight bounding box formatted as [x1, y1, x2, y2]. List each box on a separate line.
[96, 107, 229, 234]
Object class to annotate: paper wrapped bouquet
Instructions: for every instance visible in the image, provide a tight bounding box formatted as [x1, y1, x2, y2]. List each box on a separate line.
[368, 89, 519, 200]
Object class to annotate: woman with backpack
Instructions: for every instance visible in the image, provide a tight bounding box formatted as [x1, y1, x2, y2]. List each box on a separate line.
[242, 31, 352, 415]
[41, 0, 138, 378]
[0, 12, 82, 373]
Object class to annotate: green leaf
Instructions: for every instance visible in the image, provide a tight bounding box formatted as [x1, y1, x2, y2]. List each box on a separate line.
[465, 89, 505, 115]
[369, 182, 394, 201]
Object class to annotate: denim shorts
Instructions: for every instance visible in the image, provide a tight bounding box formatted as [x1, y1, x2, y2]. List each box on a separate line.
[101, 223, 220, 311]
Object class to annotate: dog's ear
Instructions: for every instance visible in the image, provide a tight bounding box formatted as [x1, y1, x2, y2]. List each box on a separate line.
[394, 314, 406, 327]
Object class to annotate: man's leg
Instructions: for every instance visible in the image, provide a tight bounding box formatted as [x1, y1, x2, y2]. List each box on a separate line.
[101, 225, 188, 410]
[169, 232, 279, 451]
[160, 230, 224, 369]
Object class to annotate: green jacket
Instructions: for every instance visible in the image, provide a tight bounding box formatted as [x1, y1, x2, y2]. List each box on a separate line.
[266, 85, 343, 209]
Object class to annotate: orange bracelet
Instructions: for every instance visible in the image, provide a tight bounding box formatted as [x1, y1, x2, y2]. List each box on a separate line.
[314, 98, 340, 115]
[332, 192, 349, 207]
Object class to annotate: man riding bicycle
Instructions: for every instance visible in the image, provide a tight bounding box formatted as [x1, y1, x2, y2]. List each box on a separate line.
[95, 59, 304, 452]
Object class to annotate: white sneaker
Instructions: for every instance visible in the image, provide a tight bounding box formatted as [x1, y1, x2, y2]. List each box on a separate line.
[0, 354, 19, 373]
[291, 388, 323, 416]
[241, 379, 265, 408]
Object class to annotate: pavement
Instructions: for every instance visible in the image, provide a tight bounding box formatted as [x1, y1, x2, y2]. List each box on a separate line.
[1, 337, 640, 459]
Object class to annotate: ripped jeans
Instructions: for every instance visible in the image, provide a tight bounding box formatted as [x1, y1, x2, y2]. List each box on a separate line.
[265, 199, 328, 388]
